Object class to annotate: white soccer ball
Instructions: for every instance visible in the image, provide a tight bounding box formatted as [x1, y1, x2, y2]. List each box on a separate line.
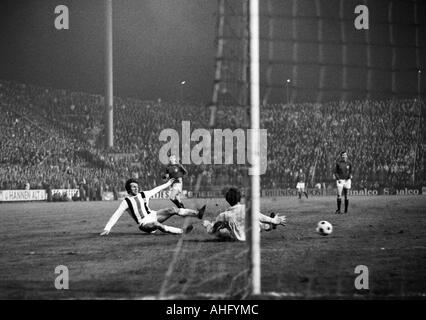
[316, 221, 333, 236]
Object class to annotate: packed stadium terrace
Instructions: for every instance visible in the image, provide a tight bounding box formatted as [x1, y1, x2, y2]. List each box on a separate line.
[0, 80, 424, 194]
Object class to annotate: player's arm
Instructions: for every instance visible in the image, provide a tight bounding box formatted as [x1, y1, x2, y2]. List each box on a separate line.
[101, 200, 129, 235]
[349, 163, 353, 179]
[333, 163, 339, 180]
[259, 212, 286, 226]
[145, 179, 175, 198]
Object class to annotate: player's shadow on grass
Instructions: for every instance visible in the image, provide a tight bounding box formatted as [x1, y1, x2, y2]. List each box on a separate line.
[185, 238, 237, 243]
[92, 232, 172, 237]
[298, 235, 343, 241]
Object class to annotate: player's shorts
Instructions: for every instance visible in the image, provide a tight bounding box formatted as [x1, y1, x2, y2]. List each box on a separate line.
[170, 181, 183, 197]
[296, 182, 305, 190]
[138, 211, 158, 233]
[336, 179, 351, 193]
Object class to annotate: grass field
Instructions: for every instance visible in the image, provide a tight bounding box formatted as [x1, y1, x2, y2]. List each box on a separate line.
[0, 195, 425, 299]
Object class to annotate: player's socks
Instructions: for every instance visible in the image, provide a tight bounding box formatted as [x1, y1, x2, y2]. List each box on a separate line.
[304, 192, 308, 199]
[197, 205, 206, 219]
[336, 198, 342, 213]
[171, 199, 181, 208]
[298, 192, 301, 199]
[344, 199, 349, 213]
[162, 225, 183, 234]
[177, 208, 199, 217]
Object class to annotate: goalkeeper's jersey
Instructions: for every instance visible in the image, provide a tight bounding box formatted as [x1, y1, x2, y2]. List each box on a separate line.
[215, 203, 246, 241]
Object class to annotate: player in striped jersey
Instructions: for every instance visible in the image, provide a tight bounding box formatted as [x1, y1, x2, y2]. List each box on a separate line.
[202, 187, 286, 241]
[100, 178, 206, 235]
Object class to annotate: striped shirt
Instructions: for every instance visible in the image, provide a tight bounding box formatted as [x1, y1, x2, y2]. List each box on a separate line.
[104, 189, 158, 232]
[124, 192, 152, 224]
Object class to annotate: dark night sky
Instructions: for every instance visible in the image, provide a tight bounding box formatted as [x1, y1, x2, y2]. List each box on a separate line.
[0, 0, 217, 102]
[0, 0, 425, 103]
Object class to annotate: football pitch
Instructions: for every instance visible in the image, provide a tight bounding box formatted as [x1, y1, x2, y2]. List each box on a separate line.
[0, 196, 425, 299]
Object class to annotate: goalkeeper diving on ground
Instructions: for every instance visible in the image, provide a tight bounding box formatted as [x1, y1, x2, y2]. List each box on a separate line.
[202, 187, 286, 241]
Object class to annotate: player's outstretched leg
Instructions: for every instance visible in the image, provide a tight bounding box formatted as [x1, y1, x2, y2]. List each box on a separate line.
[158, 223, 193, 234]
[170, 198, 181, 208]
[175, 194, 185, 208]
[176, 208, 199, 218]
[170, 183, 185, 208]
[157, 205, 206, 222]
[169, 187, 181, 208]
[140, 221, 186, 235]
[303, 190, 308, 199]
[191, 205, 206, 219]
[203, 220, 233, 240]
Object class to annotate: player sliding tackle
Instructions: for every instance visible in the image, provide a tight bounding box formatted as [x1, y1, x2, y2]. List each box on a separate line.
[100, 178, 206, 235]
[202, 187, 286, 241]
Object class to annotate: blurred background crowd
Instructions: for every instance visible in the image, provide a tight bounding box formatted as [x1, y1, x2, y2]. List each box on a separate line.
[1, 80, 424, 197]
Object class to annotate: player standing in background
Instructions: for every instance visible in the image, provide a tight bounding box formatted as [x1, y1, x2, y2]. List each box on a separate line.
[333, 151, 353, 214]
[163, 154, 187, 209]
[202, 187, 286, 241]
[296, 168, 309, 199]
[100, 178, 206, 235]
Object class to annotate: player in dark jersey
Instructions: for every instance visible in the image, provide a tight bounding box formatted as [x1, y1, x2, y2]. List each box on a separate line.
[296, 168, 308, 199]
[162, 154, 187, 209]
[333, 151, 353, 214]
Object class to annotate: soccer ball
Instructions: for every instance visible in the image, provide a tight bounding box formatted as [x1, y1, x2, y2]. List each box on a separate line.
[316, 221, 333, 236]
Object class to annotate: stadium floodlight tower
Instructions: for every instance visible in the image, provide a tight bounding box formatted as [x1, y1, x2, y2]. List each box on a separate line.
[285, 79, 291, 105]
[105, 0, 114, 148]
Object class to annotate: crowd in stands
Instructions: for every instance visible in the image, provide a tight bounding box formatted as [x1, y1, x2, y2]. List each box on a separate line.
[261, 99, 424, 189]
[0, 79, 424, 196]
